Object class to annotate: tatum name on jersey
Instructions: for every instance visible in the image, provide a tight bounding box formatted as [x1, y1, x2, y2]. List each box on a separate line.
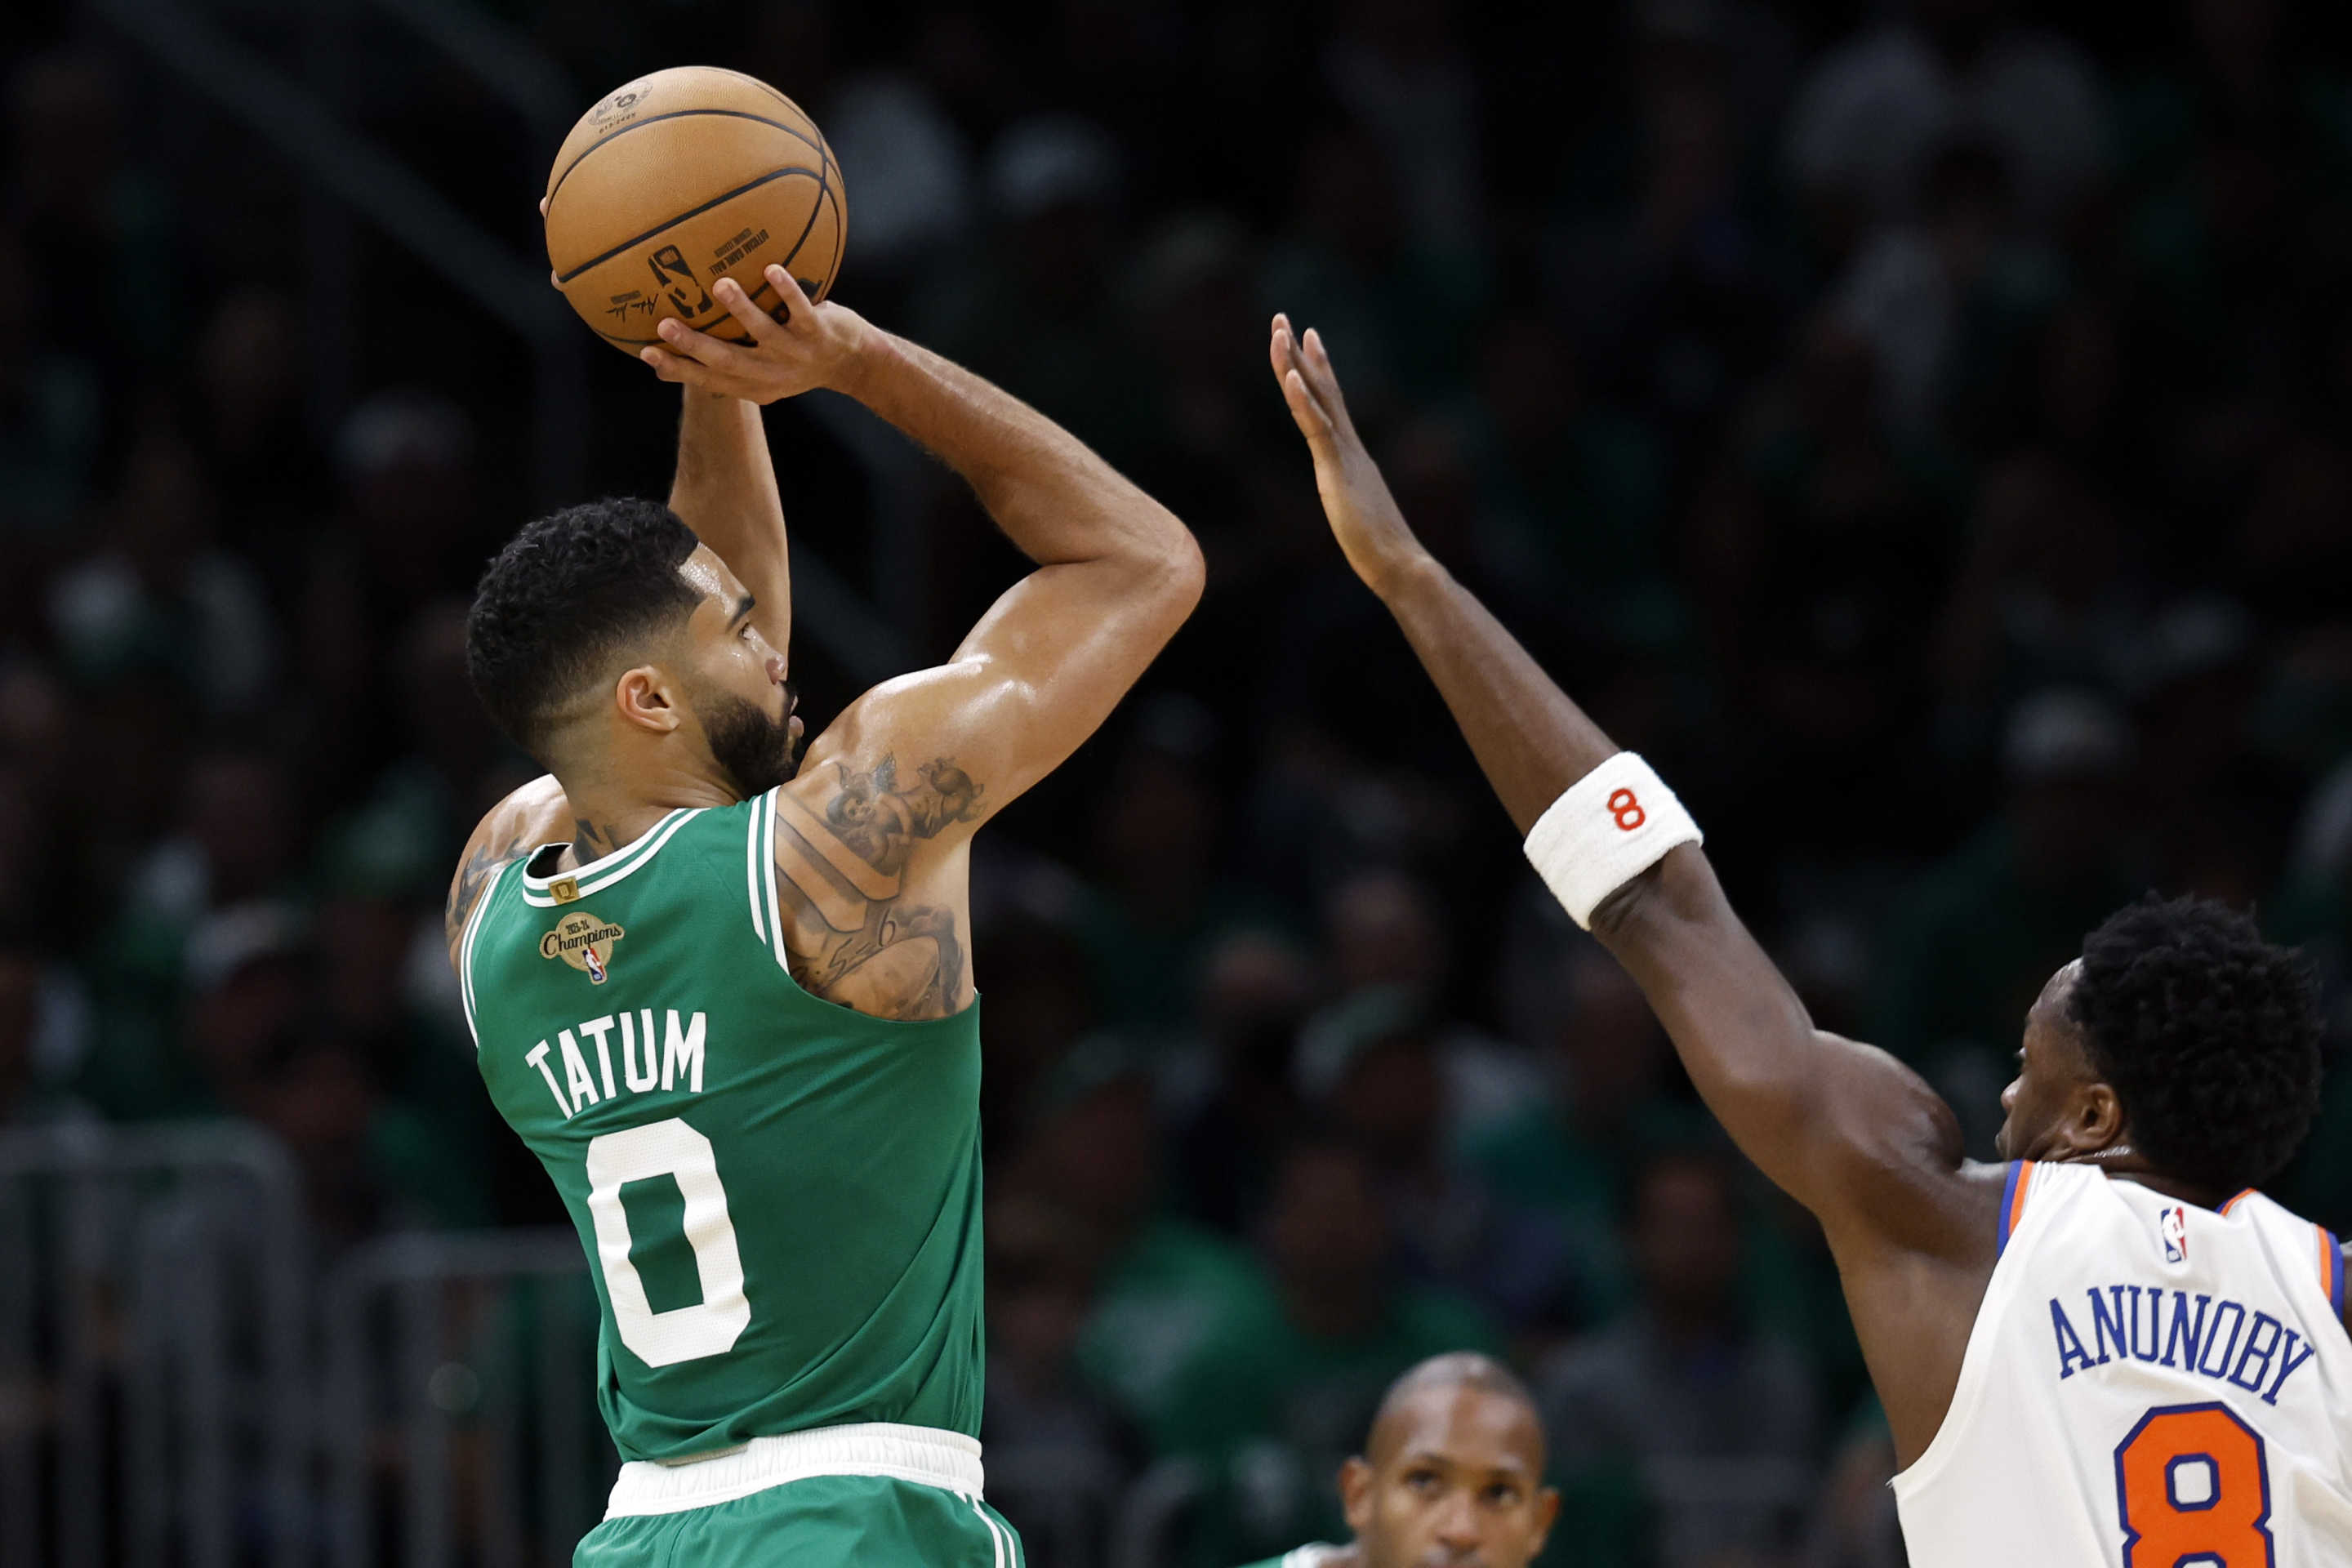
[458, 791, 985, 1459]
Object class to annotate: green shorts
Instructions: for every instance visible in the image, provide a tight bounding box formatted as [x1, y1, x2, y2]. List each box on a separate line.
[576, 1472, 1023, 1568]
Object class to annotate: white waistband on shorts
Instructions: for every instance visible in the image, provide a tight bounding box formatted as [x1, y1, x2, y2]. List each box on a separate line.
[604, 1422, 985, 1518]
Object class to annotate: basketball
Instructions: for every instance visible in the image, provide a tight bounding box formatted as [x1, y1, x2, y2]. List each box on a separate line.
[544, 66, 845, 354]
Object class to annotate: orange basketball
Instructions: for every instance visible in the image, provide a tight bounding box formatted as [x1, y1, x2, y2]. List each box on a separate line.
[545, 66, 845, 354]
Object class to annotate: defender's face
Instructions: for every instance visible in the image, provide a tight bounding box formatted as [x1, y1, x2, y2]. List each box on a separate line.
[1997, 960, 2089, 1160]
[1344, 1388, 1557, 1568]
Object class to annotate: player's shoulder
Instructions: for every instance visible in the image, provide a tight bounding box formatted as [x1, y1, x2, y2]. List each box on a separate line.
[474, 773, 569, 848]
[445, 774, 569, 960]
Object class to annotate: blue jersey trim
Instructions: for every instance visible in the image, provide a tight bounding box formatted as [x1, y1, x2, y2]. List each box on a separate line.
[1997, 1160, 2029, 1256]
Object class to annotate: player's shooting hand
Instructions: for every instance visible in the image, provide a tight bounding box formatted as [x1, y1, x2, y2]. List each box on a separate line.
[1269, 315, 1430, 597]
[639, 265, 872, 403]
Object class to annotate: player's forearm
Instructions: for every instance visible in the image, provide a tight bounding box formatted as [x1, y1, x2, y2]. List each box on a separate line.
[1375, 554, 1622, 832]
[670, 391, 791, 647]
[1377, 550, 1833, 1160]
[838, 329, 1196, 575]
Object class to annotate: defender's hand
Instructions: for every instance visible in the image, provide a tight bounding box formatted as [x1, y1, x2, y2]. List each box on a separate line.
[1270, 315, 1431, 596]
[640, 265, 872, 403]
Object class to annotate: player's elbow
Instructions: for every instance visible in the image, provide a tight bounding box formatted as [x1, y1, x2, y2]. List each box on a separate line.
[1121, 514, 1203, 626]
[1161, 526, 1206, 614]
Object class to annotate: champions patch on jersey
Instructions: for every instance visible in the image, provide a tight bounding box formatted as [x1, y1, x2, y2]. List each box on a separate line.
[541, 909, 626, 984]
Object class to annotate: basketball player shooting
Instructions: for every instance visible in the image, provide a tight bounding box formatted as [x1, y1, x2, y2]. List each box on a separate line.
[442, 269, 1200, 1568]
[1269, 317, 2352, 1563]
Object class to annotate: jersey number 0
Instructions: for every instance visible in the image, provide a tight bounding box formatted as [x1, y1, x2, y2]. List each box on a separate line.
[2114, 1402, 2274, 1566]
[585, 1118, 753, 1366]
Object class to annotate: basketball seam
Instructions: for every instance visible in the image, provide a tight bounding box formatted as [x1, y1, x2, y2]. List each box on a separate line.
[773, 150, 831, 283]
[546, 107, 827, 207]
[555, 167, 824, 284]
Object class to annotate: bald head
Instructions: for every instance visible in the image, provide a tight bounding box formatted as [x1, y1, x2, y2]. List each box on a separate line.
[1367, 1353, 1542, 1467]
[1343, 1353, 1555, 1568]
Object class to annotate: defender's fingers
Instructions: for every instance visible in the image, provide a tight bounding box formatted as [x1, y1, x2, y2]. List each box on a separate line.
[764, 265, 815, 328]
[713, 276, 785, 345]
[1270, 318, 1300, 382]
[1298, 327, 1358, 436]
[1281, 368, 1338, 453]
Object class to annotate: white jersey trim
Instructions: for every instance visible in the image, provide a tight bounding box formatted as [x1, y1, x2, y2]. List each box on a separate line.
[456, 859, 501, 1052]
[758, 788, 795, 977]
[603, 1421, 984, 1517]
[518, 808, 699, 907]
[746, 791, 768, 944]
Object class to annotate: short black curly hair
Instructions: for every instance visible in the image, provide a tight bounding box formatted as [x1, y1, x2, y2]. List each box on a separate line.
[465, 498, 702, 762]
[2069, 894, 2323, 1196]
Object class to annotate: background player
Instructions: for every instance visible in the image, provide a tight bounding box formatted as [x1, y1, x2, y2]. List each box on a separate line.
[444, 266, 1200, 1566]
[1268, 316, 2352, 1565]
[1237, 1352, 1557, 1568]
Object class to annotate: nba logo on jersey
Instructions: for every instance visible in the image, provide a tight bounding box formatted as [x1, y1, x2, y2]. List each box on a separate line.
[584, 947, 607, 983]
[2160, 1204, 2188, 1263]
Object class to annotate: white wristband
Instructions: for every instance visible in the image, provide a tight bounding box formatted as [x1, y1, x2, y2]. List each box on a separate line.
[1524, 752, 1702, 929]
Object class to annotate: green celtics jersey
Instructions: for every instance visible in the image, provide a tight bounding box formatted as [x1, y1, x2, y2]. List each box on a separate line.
[458, 790, 985, 1461]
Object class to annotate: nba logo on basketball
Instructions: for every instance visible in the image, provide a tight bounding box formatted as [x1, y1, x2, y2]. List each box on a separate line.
[2160, 1205, 2188, 1263]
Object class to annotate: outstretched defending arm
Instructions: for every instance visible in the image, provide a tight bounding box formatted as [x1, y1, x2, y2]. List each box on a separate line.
[1267, 317, 1975, 1253]
[645, 267, 1204, 823]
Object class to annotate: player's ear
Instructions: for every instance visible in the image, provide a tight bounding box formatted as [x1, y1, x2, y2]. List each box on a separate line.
[1340, 1456, 1376, 1534]
[613, 665, 682, 733]
[1526, 1485, 1561, 1559]
[2069, 1077, 2127, 1157]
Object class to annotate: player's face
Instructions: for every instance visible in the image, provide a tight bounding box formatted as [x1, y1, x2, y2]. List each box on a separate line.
[1997, 960, 2090, 1160]
[1343, 1388, 1557, 1568]
[675, 546, 800, 797]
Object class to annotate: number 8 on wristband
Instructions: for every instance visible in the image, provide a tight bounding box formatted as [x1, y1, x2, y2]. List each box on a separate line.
[1525, 754, 1702, 929]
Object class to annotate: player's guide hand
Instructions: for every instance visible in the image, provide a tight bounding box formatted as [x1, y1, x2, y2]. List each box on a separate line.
[1269, 314, 1432, 598]
[636, 264, 875, 405]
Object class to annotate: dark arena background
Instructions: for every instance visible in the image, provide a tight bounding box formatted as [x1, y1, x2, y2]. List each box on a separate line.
[3, 2, 2351, 1565]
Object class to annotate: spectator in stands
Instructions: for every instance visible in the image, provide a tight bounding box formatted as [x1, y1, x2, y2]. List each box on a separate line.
[1539, 1149, 1820, 1568]
[1150, 1135, 1499, 1492]
[1782, 0, 2112, 247]
[983, 1194, 1146, 1568]
[1172, 928, 1317, 1234]
[1870, 689, 2144, 1152]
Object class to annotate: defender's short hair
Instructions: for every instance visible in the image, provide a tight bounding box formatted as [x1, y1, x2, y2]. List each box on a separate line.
[2069, 895, 2323, 1195]
[465, 498, 702, 761]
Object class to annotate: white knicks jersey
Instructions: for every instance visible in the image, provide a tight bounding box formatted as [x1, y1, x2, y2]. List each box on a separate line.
[1892, 1160, 2352, 1566]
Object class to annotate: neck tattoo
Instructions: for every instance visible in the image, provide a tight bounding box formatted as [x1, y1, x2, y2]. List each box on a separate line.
[2082, 1144, 2136, 1161]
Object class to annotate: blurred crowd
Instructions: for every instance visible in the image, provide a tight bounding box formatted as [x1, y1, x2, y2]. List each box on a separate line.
[5, 1, 2352, 1565]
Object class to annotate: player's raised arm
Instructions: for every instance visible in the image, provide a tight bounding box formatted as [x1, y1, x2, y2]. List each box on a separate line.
[666, 347, 792, 656]
[1267, 317, 1978, 1256]
[646, 265, 1204, 822]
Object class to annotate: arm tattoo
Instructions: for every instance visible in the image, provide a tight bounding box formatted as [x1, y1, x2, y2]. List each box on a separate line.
[821, 757, 982, 871]
[445, 836, 522, 949]
[773, 755, 984, 1018]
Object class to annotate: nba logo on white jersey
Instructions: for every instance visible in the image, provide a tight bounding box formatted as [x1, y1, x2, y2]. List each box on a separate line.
[2161, 1205, 2188, 1263]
